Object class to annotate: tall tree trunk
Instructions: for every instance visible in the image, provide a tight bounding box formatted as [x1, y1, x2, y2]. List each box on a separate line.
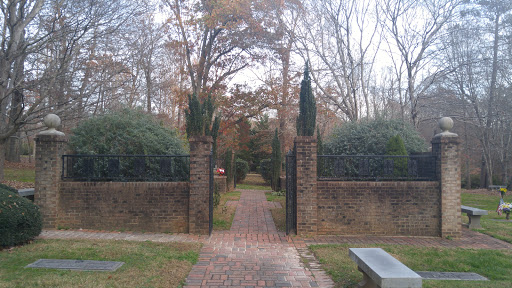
[0, 140, 5, 181]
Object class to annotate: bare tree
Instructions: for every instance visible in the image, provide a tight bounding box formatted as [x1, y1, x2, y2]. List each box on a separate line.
[381, 0, 462, 128]
[297, 0, 382, 121]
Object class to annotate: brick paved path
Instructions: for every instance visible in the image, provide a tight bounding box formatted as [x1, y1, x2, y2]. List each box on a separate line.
[183, 190, 334, 288]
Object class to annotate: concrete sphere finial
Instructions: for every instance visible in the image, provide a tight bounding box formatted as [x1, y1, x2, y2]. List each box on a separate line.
[39, 113, 65, 136]
[44, 114, 61, 129]
[438, 117, 454, 133]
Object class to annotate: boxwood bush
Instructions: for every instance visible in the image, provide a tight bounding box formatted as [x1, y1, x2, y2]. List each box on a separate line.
[0, 186, 42, 247]
[235, 158, 249, 183]
[259, 159, 272, 184]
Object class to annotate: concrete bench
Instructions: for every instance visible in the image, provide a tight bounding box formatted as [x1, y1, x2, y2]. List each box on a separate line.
[488, 185, 506, 190]
[461, 205, 488, 229]
[18, 188, 35, 197]
[349, 248, 422, 288]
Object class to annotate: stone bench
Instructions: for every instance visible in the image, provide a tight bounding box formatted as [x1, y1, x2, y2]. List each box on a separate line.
[488, 185, 506, 190]
[461, 205, 488, 229]
[349, 248, 422, 288]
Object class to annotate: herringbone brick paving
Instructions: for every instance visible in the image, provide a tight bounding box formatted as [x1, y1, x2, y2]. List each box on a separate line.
[39, 189, 512, 287]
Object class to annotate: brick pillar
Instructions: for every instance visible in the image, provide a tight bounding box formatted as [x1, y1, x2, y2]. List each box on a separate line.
[189, 136, 213, 235]
[432, 117, 461, 239]
[35, 114, 67, 229]
[295, 136, 317, 236]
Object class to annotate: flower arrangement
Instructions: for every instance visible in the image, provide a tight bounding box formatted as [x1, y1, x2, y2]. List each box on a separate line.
[500, 187, 507, 198]
[216, 168, 225, 176]
[497, 198, 511, 220]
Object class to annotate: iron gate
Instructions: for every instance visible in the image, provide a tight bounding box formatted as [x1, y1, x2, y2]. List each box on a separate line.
[286, 149, 297, 235]
[209, 152, 214, 235]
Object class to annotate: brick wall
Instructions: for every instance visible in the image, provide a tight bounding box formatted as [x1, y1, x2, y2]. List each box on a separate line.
[189, 136, 212, 235]
[432, 136, 462, 238]
[317, 181, 440, 236]
[58, 182, 189, 233]
[214, 176, 227, 194]
[295, 136, 318, 235]
[35, 134, 67, 228]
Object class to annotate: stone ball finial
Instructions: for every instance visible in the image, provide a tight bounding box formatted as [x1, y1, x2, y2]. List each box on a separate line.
[435, 117, 457, 137]
[39, 114, 65, 136]
[439, 117, 454, 133]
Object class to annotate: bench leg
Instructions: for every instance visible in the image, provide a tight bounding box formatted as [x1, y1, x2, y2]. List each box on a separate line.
[357, 267, 379, 288]
[468, 215, 482, 229]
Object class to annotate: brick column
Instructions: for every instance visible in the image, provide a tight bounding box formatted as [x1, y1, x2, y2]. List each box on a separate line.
[432, 117, 461, 239]
[295, 136, 317, 236]
[35, 114, 67, 229]
[189, 136, 213, 235]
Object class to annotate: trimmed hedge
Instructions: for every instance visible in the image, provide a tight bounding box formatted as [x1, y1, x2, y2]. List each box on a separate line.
[0, 186, 42, 247]
[259, 159, 272, 184]
[235, 159, 249, 184]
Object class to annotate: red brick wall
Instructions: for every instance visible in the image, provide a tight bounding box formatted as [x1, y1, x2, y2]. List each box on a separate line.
[214, 176, 227, 194]
[58, 182, 189, 233]
[35, 134, 67, 228]
[317, 181, 440, 236]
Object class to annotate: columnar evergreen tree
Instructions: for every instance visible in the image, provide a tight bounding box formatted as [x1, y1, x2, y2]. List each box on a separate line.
[271, 129, 282, 191]
[296, 63, 316, 136]
[224, 148, 233, 184]
[386, 135, 408, 177]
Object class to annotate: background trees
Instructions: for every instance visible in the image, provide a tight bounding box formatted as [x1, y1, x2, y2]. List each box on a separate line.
[2, 0, 512, 188]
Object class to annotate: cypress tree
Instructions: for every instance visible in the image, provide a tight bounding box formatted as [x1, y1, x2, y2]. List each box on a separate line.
[296, 62, 316, 136]
[317, 126, 323, 174]
[224, 148, 233, 184]
[271, 129, 282, 191]
[386, 135, 408, 177]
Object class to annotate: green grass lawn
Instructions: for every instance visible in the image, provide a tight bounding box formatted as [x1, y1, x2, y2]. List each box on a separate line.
[4, 167, 35, 183]
[0, 239, 201, 288]
[461, 192, 512, 243]
[213, 191, 241, 230]
[236, 183, 272, 190]
[265, 192, 286, 231]
[236, 173, 271, 190]
[310, 244, 512, 288]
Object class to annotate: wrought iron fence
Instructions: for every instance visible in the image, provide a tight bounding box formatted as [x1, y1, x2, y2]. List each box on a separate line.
[317, 154, 437, 181]
[62, 154, 190, 182]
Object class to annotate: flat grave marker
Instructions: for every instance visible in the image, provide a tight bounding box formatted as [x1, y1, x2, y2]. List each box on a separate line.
[25, 259, 124, 272]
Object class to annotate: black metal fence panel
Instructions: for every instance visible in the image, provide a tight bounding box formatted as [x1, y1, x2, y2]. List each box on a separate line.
[62, 155, 190, 182]
[317, 154, 437, 181]
[286, 150, 297, 235]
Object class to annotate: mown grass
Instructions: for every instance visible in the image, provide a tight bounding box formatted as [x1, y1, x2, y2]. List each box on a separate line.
[0, 239, 201, 288]
[461, 192, 512, 243]
[4, 167, 35, 183]
[237, 173, 271, 190]
[236, 184, 272, 190]
[310, 244, 512, 288]
[213, 191, 241, 230]
[265, 192, 286, 231]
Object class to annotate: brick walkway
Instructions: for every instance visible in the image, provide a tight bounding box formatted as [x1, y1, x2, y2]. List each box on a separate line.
[183, 190, 334, 288]
[39, 189, 512, 288]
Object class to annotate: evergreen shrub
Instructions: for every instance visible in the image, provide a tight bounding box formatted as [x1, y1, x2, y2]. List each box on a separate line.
[386, 135, 408, 176]
[235, 159, 249, 183]
[0, 187, 42, 247]
[325, 118, 427, 155]
[259, 159, 272, 184]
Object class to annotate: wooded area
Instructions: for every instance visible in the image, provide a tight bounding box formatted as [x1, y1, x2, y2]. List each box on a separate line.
[1, 0, 511, 188]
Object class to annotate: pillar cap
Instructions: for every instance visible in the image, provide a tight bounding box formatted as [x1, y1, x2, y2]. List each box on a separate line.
[434, 117, 457, 138]
[38, 114, 65, 136]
